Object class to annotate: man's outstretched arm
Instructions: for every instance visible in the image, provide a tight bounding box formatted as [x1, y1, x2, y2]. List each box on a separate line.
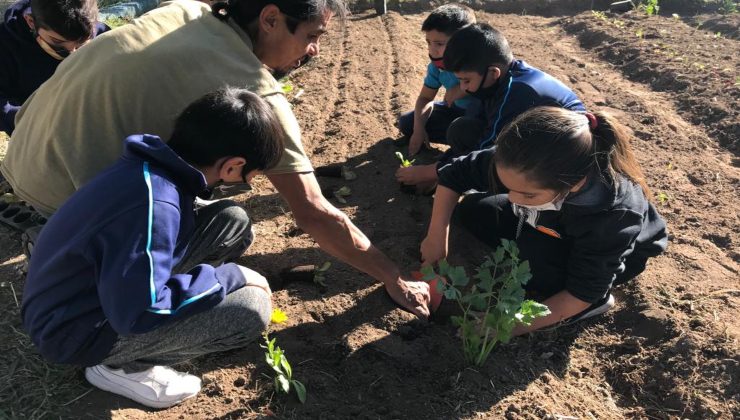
[267, 171, 430, 318]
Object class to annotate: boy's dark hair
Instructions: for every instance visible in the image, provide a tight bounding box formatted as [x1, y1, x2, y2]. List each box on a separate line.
[491, 106, 650, 199]
[168, 88, 285, 175]
[421, 4, 475, 36]
[443, 23, 513, 73]
[30, 0, 98, 41]
[212, 0, 347, 33]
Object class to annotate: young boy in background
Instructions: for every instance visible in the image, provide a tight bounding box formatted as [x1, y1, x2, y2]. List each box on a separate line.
[397, 4, 475, 158]
[0, 0, 109, 133]
[396, 23, 585, 189]
[22, 88, 282, 408]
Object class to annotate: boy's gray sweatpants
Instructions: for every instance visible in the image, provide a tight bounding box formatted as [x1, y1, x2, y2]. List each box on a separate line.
[100, 200, 271, 373]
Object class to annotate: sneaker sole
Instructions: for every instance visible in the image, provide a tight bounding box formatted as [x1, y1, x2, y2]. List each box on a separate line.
[85, 366, 198, 409]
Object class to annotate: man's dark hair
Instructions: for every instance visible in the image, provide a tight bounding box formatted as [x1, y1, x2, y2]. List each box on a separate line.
[213, 0, 347, 33]
[30, 0, 98, 41]
[168, 88, 285, 175]
[421, 4, 475, 36]
[443, 23, 513, 73]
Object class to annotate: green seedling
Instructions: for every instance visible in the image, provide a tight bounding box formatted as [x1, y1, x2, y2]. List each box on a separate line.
[657, 191, 670, 205]
[718, 0, 737, 14]
[592, 10, 607, 21]
[395, 151, 415, 168]
[640, 0, 659, 15]
[261, 332, 306, 403]
[281, 80, 294, 94]
[421, 240, 550, 366]
[313, 261, 331, 287]
[635, 29, 644, 39]
[333, 186, 352, 204]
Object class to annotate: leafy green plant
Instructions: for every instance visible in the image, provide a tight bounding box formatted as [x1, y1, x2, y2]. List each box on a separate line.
[313, 261, 332, 287]
[395, 151, 415, 168]
[717, 0, 737, 14]
[262, 309, 306, 403]
[421, 240, 550, 366]
[640, 0, 659, 15]
[657, 191, 670, 205]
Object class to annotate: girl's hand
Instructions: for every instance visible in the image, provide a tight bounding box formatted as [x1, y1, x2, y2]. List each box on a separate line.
[420, 232, 448, 267]
[408, 130, 428, 157]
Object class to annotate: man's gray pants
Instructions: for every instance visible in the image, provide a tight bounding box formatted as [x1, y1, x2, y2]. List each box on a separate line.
[100, 200, 271, 373]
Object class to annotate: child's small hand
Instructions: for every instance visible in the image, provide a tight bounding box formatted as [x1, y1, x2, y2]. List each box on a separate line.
[420, 233, 448, 267]
[238, 265, 272, 295]
[408, 131, 428, 157]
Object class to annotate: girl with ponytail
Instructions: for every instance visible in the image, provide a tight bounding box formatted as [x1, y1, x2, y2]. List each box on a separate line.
[422, 106, 667, 334]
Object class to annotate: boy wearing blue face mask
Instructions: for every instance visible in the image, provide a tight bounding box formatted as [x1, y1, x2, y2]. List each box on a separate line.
[397, 4, 476, 158]
[396, 23, 585, 188]
[22, 88, 283, 408]
[421, 107, 667, 332]
[0, 0, 109, 133]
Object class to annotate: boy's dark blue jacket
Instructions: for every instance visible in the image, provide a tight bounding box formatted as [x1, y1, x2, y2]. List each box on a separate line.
[475, 60, 585, 149]
[438, 148, 668, 303]
[22, 135, 247, 366]
[0, 0, 109, 133]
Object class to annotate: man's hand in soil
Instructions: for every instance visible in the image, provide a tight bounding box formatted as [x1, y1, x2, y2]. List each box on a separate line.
[395, 163, 438, 186]
[408, 130, 428, 157]
[385, 277, 431, 319]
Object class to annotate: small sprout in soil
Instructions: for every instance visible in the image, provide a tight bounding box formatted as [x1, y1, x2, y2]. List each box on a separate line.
[421, 240, 550, 367]
[342, 166, 357, 181]
[261, 330, 306, 403]
[333, 186, 352, 204]
[657, 191, 670, 205]
[395, 151, 415, 168]
[714, 32, 723, 39]
[639, 0, 659, 16]
[735, 76, 740, 87]
[592, 10, 607, 21]
[281, 80, 294, 94]
[635, 29, 644, 39]
[313, 261, 331, 287]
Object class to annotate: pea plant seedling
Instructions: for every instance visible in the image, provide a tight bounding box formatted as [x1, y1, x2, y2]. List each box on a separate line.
[421, 240, 550, 366]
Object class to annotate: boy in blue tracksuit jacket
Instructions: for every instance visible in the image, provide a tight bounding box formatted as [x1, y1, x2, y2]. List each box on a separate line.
[22, 88, 284, 408]
[0, 0, 109, 133]
[396, 23, 585, 189]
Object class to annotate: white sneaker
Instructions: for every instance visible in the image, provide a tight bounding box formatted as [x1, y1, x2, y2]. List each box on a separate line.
[568, 293, 616, 323]
[85, 364, 201, 408]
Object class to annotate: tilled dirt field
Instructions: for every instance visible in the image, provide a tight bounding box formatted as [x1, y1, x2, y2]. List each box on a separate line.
[0, 6, 738, 420]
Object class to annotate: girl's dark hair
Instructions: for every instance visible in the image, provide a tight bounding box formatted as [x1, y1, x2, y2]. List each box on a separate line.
[491, 106, 650, 199]
[168, 88, 285, 175]
[443, 23, 513, 74]
[421, 4, 475, 36]
[31, 0, 98, 41]
[212, 0, 347, 32]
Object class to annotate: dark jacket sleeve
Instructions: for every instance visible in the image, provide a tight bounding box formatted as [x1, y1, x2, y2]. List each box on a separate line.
[0, 52, 20, 133]
[437, 148, 496, 194]
[93, 200, 246, 335]
[564, 209, 644, 303]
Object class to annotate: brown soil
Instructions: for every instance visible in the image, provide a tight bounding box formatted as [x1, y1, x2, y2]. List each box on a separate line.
[1, 6, 738, 420]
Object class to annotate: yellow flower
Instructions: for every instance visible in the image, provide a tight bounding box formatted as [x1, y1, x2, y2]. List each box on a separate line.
[270, 308, 288, 324]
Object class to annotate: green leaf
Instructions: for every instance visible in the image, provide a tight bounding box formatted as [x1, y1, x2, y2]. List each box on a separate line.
[276, 374, 290, 393]
[447, 265, 469, 287]
[292, 380, 307, 403]
[469, 294, 487, 312]
[280, 355, 292, 379]
[517, 300, 551, 325]
[475, 268, 494, 292]
[493, 246, 506, 264]
[420, 265, 437, 281]
[450, 315, 464, 327]
[317, 261, 332, 272]
[437, 259, 451, 276]
[444, 287, 460, 300]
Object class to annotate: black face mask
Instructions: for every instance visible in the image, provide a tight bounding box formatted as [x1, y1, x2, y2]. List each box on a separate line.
[464, 67, 502, 100]
[429, 54, 444, 70]
[197, 163, 253, 200]
[33, 28, 71, 60]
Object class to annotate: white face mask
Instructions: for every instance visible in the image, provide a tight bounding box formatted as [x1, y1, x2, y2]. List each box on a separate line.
[512, 193, 567, 212]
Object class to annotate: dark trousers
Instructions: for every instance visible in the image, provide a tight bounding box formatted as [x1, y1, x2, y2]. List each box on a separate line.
[454, 193, 646, 300]
[100, 200, 270, 372]
[397, 102, 466, 143]
[437, 116, 487, 167]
